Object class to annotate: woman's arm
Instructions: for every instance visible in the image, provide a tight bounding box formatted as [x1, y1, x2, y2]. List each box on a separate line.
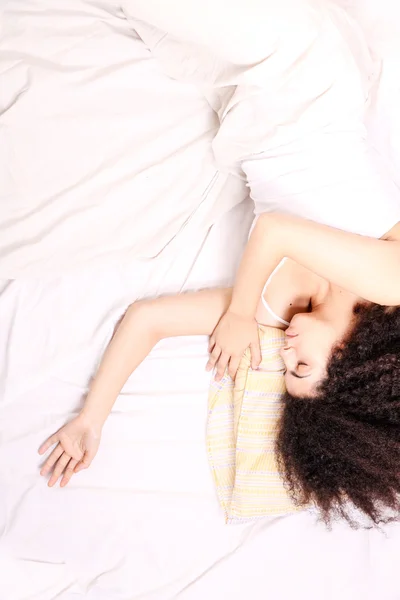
[82, 288, 232, 426]
[208, 213, 400, 379]
[230, 214, 400, 316]
[39, 288, 233, 487]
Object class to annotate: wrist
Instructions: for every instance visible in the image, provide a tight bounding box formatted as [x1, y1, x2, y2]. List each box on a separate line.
[80, 405, 106, 430]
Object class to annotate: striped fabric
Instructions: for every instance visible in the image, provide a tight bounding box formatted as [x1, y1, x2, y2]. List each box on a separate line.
[207, 325, 304, 523]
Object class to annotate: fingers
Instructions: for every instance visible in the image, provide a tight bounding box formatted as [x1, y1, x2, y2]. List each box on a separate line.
[48, 452, 72, 487]
[214, 352, 230, 382]
[38, 433, 59, 456]
[208, 337, 215, 353]
[228, 356, 241, 380]
[60, 459, 78, 488]
[74, 451, 93, 474]
[208, 348, 242, 381]
[250, 339, 262, 370]
[206, 344, 221, 372]
[40, 444, 64, 476]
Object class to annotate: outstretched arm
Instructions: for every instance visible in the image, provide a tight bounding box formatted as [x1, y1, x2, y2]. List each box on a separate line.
[39, 288, 232, 487]
[81, 288, 233, 426]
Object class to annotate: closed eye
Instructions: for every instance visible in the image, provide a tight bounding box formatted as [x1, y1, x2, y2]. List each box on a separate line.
[289, 370, 310, 379]
[290, 362, 311, 379]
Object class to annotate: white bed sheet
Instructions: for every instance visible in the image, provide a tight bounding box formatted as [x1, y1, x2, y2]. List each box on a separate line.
[0, 0, 243, 277]
[1, 199, 400, 600]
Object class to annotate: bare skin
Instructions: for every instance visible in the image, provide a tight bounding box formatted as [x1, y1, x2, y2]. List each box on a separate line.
[39, 215, 400, 487]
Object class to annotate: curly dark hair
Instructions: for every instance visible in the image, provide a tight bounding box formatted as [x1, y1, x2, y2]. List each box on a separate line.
[276, 303, 400, 527]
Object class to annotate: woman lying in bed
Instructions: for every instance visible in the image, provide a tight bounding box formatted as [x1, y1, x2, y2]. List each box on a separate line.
[39, 213, 400, 525]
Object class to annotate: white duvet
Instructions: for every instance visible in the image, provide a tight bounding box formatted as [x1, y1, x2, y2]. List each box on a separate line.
[0, 0, 243, 277]
[2, 0, 400, 277]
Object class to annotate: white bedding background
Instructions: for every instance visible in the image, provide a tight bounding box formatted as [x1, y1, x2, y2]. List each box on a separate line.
[3, 200, 399, 600]
[336, 0, 400, 187]
[1, 1, 400, 599]
[0, 0, 244, 277]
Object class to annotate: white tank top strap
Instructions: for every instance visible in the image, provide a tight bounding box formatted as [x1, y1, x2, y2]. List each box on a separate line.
[261, 258, 290, 327]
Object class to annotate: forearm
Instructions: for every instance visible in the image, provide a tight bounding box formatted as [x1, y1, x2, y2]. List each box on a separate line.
[81, 305, 159, 426]
[234, 213, 400, 309]
[276, 215, 400, 305]
[81, 288, 232, 426]
[229, 217, 283, 317]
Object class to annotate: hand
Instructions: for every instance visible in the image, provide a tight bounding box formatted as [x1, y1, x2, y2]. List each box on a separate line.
[38, 413, 102, 487]
[207, 309, 261, 381]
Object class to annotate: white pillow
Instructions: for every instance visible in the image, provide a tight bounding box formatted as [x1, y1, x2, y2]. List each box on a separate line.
[122, 1, 337, 134]
[121, 0, 317, 65]
[121, 1, 328, 88]
[123, 1, 400, 240]
[123, 1, 372, 155]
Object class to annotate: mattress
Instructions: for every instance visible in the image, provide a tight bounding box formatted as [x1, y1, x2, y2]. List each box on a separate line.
[1, 2, 400, 600]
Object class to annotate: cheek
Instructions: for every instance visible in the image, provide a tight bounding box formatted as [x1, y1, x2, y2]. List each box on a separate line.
[310, 336, 336, 373]
[297, 328, 330, 364]
[290, 313, 322, 341]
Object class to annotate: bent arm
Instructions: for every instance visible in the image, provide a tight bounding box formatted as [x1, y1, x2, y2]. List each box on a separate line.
[81, 288, 232, 426]
[230, 214, 400, 318]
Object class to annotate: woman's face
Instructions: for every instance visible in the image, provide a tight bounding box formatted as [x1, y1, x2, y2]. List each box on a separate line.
[281, 311, 345, 397]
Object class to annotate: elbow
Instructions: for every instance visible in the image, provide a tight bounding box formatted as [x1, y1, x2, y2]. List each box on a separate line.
[125, 301, 161, 343]
[251, 212, 274, 239]
[255, 212, 286, 235]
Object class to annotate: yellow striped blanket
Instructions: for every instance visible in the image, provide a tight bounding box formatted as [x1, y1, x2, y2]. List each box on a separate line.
[207, 325, 304, 523]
